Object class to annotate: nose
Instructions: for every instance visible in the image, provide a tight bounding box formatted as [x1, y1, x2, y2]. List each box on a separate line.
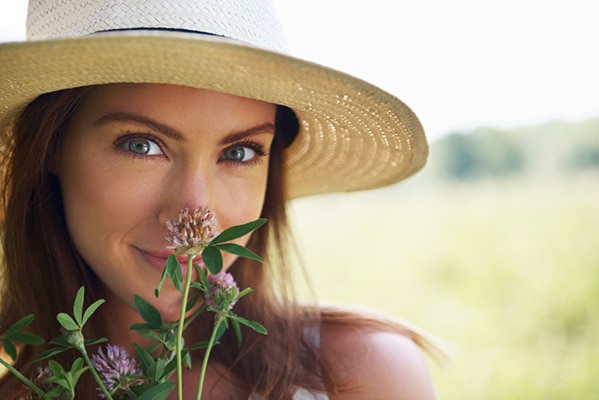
[158, 160, 214, 226]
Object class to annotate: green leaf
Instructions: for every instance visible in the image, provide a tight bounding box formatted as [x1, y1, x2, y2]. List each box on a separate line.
[2, 338, 17, 361]
[134, 330, 163, 343]
[155, 263, 169, 298]
[68, 358, 88, 385]
[155, 255, 184, 296]
[232, 318, 243, 347]
[183, 351, 192, 369]
[162, 321, 179, 331]
[4, 314, 35, 335]
[48, 359, 66, 375]
[72, 357, 84, 370]
[46, 386, 65, 397]
[202, 246, 223, 274]
[49, 337, 70, 346]
[46, 357, 83, 391]
[137, 381, 175, 400]
[166, 254, 183, 293]
[188, 340, 211, 350]
[129, 322, 155, 331]
[148, 358, 165, 382]
[133, 295, 162, 329]
[162, 357, 178, 380]
[215, 243, 264, 262]
[236, 287, 254, 301]
[47, 377, 70, 390]
[190, 281, 205, 291]
[81, 298, 105, 327]
[196, 263, 211, 292]
[146, 341, 162, 354]
[186, 295, 199, 312]
[230, 315, 268, 335]
[73, 286, 85, 326]
[8, 332, 44, 345]
[131, 382, 163, 396]
[56, 313, 79, 331]
[33, 346, 69, 362]
[134, 343, 155, 374]
[214, 321, 228, 343]
[210, 218, 267, 245]
[83, 338, 108, 346]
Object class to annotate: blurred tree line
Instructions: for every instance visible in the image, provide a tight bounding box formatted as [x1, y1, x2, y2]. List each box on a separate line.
[423, 116, 599, 182]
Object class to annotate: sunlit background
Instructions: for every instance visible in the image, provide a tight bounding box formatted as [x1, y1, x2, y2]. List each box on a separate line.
[2, 1, 598, 398]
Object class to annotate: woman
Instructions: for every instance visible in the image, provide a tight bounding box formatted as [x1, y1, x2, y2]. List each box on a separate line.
[0, 0, 439, 398]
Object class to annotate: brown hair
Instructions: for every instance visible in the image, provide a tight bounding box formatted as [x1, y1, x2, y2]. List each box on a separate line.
[0, 87, 328, 398]
[0, 86, 438, 399]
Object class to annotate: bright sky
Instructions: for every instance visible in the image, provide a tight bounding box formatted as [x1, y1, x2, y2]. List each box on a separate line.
[1, 0, 597, 139]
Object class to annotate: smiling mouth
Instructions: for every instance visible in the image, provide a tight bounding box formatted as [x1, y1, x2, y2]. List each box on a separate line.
[135, 247, 203, 278]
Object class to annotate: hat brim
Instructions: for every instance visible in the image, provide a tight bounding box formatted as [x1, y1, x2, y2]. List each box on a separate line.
[0, 30, 427, 198]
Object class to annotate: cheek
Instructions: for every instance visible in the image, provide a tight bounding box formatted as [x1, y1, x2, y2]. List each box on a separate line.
[58, 147, 157, 258]
[217, 169, 268, 226]
[210, 167, 269, 264]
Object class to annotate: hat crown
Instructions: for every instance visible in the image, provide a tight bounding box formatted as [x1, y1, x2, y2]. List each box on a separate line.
[26, 0, 289, 52]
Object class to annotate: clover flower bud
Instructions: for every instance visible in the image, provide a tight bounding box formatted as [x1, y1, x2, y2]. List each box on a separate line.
[164, 329, 181, 353]
[91, 344, 145, 398]
[65, 330, 85, 351]
[205, 272, 239, 312]
[165, 207, 217, 256]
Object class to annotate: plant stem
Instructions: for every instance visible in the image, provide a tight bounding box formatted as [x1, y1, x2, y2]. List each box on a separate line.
[176, 255, 195, 400]
[182, 303, 207, 331]
[196, 316, 223, 400]
[0, 357, 51, 400]
[80, 349, 114, 400]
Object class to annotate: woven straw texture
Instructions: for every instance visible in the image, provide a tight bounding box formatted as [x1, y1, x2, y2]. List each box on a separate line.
[0, 0, 427, 198]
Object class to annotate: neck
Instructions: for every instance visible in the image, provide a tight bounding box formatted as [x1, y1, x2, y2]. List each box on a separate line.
[97, 287, 210, 347]
[97, 292, 149, 352]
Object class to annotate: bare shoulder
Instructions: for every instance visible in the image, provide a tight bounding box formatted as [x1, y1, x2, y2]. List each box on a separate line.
[320, 321, 438, 399]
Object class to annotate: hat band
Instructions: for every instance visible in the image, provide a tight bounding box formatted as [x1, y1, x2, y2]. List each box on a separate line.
[86, 30, 301, 149]
[93, 26, 225, 39]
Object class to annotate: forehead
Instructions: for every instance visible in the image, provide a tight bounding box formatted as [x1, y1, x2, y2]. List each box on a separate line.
[77, 83, 277, 128]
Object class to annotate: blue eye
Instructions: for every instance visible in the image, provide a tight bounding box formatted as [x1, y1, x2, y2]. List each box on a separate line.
[222, 146, 257, 162]
[125, 138, 162, 155]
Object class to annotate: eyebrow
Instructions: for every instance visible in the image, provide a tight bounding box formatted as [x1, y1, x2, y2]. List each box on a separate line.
[94, 111, 275, 144]
[218, 123, 275, 146]
[95, 112, 186, 142]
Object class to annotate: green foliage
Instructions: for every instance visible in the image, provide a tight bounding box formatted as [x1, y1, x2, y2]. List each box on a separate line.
[132, 343, 178, 396]
[564, 145, 599, 170]
[426, 116, 599, 182]
[210, 218, 267, 245]
[46, 358, 88, 399]
[433, 129, 525, 180]
[1, 205, 269, 399]
[135, 382, 175, 400]
[144, 215, 268, 400]
[155, 218, 267, 294]
[201, 246, 223, 275]
[203, 218, 266, 274]
[155, 255, 184, 296]
[291, 178, 599, 400]
[133, 295, 163, 330]
[1, 315, 44, 361]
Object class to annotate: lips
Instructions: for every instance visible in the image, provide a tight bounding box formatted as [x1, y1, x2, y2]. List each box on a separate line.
[134, 247, 201, 278]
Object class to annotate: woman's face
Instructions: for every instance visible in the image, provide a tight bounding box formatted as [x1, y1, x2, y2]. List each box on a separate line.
[57, 83, 275, 321]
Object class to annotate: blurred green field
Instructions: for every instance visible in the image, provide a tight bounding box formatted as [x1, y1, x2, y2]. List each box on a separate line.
[289, 176, 599, 399]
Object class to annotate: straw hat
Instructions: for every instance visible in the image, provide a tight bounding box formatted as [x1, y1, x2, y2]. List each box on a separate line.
[0, 0, 428, 198]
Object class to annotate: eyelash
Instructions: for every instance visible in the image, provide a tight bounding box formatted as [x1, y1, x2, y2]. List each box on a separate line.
[220, 140, 269, 166]
[113, 132, 166, 160]
[113, 133, 269, 164]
